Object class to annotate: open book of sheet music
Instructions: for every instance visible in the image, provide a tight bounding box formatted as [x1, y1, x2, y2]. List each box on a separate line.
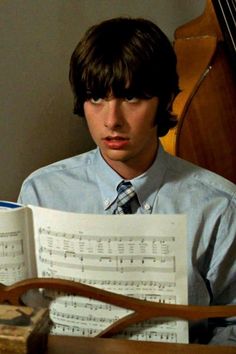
[0, 201, 188, 343]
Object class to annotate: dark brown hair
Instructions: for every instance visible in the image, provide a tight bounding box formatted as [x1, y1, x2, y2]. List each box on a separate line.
[69, 17, 180, 137]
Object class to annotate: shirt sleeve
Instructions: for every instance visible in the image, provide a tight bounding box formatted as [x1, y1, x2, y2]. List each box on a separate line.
[206, 195, 236, 345]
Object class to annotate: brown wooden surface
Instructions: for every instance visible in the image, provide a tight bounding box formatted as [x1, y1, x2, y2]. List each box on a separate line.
[1, 278, 236, 339]
[174, 0, 223, 39]
[0, 304, 49, 354]
[161, 0, 236, 183]
[176, 42, 236, 181]
[160, 35, 217, 155]
[47, 335, 236, 354]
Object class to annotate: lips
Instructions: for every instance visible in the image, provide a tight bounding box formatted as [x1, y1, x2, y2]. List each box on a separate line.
[103, 136, 129, 149]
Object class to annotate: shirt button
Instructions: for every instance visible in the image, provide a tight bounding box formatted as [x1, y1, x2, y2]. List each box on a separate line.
[144, 203, 151, 210]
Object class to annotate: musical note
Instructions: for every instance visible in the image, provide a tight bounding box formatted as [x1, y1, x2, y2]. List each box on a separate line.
[34, 214, 187, 343]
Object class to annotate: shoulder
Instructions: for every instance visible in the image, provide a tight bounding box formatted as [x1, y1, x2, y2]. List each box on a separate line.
[20, 148, 98, 191]
[166, 153, 236, 202]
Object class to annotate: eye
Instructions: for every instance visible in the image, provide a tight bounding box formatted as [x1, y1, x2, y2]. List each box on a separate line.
[125, 96, 139, 103]
[90, 97, 103, 104]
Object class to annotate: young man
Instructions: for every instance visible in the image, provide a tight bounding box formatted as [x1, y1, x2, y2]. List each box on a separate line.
[18, 18, 236, 344]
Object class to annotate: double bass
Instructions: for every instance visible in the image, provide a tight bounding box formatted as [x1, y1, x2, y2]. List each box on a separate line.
[161, 0, 236, 183]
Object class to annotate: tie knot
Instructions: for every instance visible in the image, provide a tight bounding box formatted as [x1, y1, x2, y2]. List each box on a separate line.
[115, 181, 136, 214]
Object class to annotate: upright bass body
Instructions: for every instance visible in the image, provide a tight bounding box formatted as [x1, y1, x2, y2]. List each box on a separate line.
[161, 0, 236, 183]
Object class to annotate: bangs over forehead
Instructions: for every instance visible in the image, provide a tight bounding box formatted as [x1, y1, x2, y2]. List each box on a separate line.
[80, 21, 160, 98]
[70, 17, 179, 117]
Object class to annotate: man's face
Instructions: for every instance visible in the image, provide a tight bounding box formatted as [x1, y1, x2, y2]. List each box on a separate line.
[83, 95, 159, 175]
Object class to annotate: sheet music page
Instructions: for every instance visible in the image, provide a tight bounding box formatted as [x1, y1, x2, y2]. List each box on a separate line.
[0, 207, 35, 284]
[31, 205, 188, 343]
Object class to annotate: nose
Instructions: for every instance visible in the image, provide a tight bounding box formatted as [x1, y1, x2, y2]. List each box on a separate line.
[104, 99, 123, 130]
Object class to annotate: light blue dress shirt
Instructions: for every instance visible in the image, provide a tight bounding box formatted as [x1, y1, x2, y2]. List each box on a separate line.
[18, 143, 236, 345]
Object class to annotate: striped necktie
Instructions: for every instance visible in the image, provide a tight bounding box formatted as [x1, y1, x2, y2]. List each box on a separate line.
[114, 181, 136, 214]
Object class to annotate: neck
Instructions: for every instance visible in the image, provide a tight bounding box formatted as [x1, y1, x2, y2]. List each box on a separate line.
[112, 163, 152, 180]
[101, 141, 159, 180]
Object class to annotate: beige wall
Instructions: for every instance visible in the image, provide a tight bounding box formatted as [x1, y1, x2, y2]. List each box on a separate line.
[0, 0, 205, 201]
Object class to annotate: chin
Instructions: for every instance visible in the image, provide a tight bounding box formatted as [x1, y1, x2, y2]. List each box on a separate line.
[103, 150, 132, 163]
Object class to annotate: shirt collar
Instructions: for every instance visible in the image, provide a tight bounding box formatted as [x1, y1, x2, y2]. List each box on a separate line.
[94, 142, 168, 211]
[130, 143, 168, 209]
